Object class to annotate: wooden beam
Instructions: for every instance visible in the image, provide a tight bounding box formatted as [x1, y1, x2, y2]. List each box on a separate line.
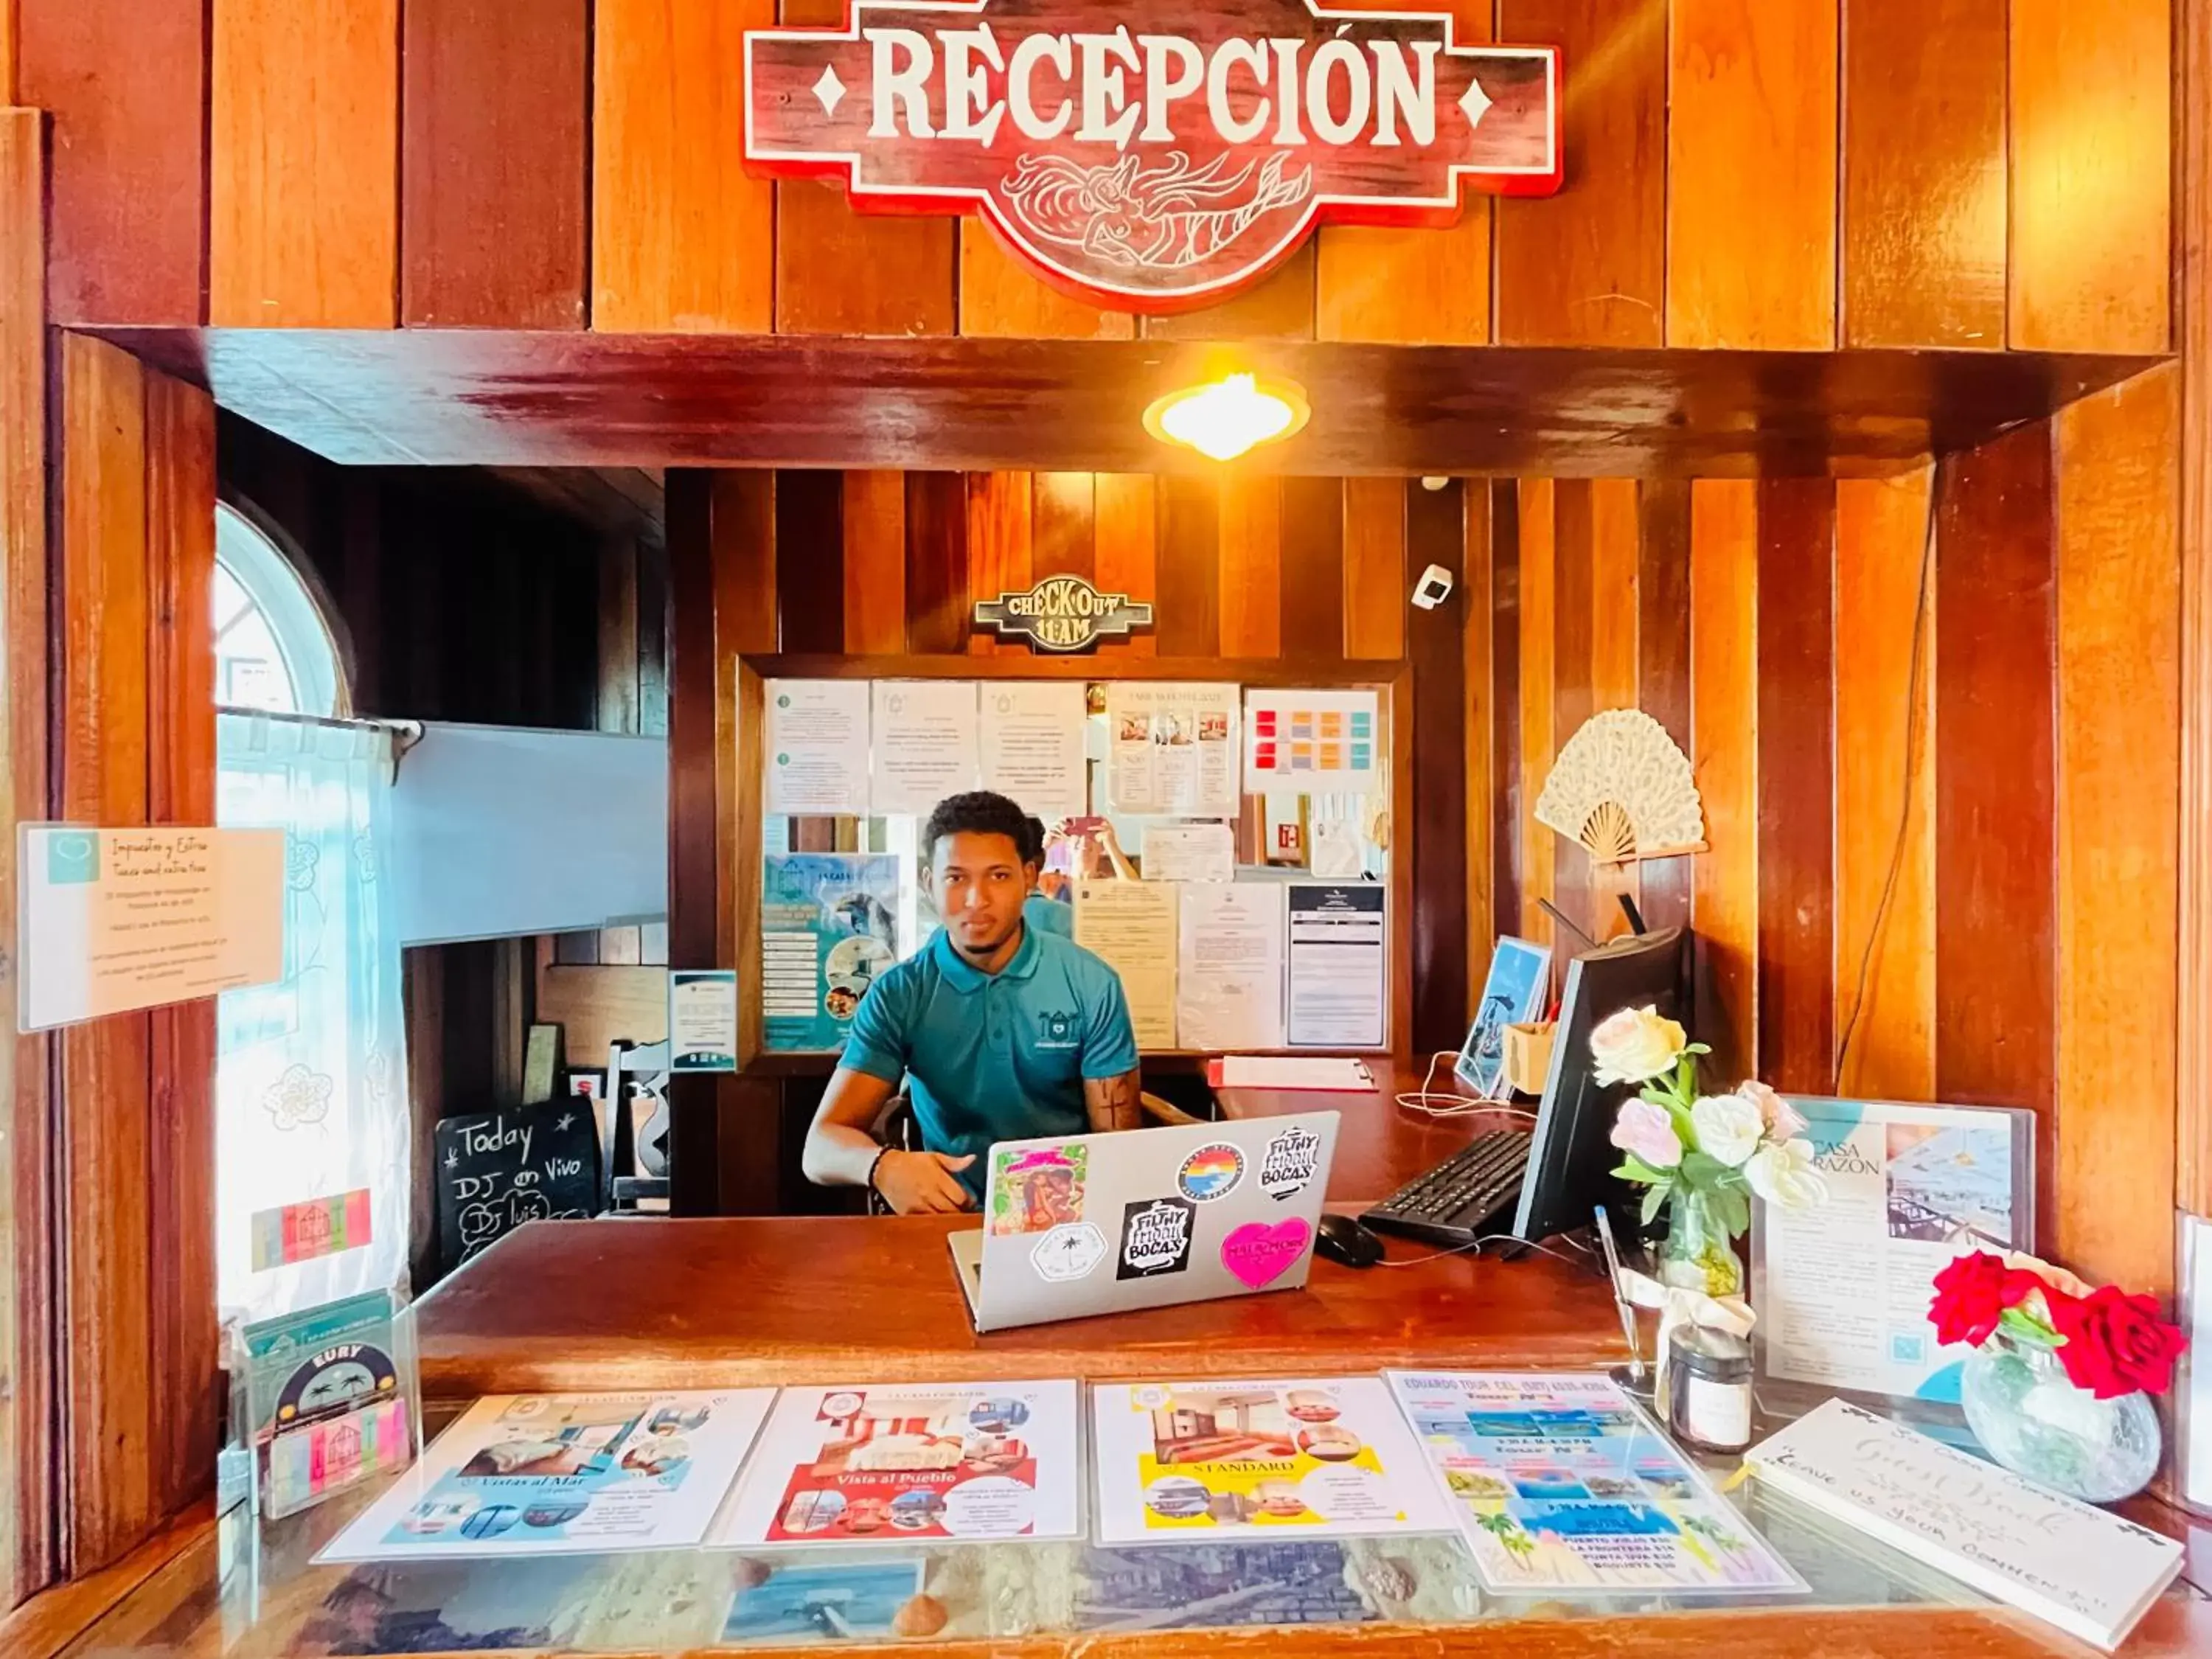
[2182, 0, 2212, 1221]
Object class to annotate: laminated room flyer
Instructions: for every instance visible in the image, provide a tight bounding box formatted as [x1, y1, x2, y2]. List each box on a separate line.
[713, 1380, 1082, 1546]
[319, 1389, 775, 1562]
[1384, 1372, 1804, 1595]
[1091, 1377, 1451, 1546]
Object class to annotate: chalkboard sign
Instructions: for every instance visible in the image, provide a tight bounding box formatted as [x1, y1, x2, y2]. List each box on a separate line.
[434, 1102, 600, 1272]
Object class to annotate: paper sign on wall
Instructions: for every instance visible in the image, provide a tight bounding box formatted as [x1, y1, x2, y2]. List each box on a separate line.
[1074, 880, 1179, 1049]
[870, 681, 980, 815]
[980, 682, 1091, 827]
[1245, 689, 1380, 790]
[765, 680, 871, 815]
[1176, 884, 1286, 1051]
[669, 970, 740, 1073]
[20, 824, 285, 1032]
[1105, 684, 1239, 818]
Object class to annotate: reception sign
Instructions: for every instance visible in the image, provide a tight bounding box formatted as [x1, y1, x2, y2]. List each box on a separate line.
[744, 0, 1561, 310]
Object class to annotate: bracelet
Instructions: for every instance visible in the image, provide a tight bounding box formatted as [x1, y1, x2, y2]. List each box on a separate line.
[865, 1145, 891, 1197]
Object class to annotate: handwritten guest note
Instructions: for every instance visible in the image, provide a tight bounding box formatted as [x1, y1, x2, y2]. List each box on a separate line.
[1745, 1400, 2182, 1651]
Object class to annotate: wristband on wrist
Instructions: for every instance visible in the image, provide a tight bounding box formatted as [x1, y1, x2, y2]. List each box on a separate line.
[865, 1145, 891, 1197]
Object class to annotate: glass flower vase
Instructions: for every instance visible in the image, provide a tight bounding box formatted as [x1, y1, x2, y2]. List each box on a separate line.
[1656, 1188, 1744, 1298]
[1960, 1335, 2161, 1503]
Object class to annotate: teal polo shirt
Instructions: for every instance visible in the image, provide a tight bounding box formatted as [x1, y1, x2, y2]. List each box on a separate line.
[1023, 892, 1074, 937]
[841, 924, 1139, 1199]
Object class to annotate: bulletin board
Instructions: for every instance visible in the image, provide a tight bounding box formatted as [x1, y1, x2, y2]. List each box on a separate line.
[728, 655, 1413, 1077]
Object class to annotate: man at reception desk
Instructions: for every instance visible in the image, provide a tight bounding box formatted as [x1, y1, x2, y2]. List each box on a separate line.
[802, 790, 1144, 1214]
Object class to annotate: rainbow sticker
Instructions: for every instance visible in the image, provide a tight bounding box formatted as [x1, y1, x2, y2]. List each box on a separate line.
[1177, 1144, 1247, 1203]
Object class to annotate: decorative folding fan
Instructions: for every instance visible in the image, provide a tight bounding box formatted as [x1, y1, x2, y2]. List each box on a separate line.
[1534, 710, 1706, 865]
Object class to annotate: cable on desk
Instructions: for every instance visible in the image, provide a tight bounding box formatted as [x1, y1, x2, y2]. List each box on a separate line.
[1375, 1233, 1596, 1273]
[1394, 1050, 1537, 1121]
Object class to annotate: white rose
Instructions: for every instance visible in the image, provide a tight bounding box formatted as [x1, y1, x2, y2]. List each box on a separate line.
[1689, 1093, 1765, 1168]
[1587, 1006, 1687, 1087]
[1745, 1138, 1830, 1210]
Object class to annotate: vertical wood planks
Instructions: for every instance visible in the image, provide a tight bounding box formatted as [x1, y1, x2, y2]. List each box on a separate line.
[2054, 367, 2180, 1295]
[209, 0, 399, 327]
[1218, 476, 1283, 658]
[960, 227, 1135, 341]
[1833, 469, 1937, 1101]
[1637, 480, 1694, 933]
[776, 184, 958, 335]
[1689, 480, 1759, 1081]
[1495, 0, 1666, 347]
[1588, 481, 1640, 714]
[2182, 0, 2212, 1221]
[966, 473, 1033, 656]
[1155, 478, 1222, 657]
[773, 471, 844, 655]
[1517, 481, 1556, 947]
[594, 0, 772, 331]
[1551, 481, 1595, 938]
[1491, 484, 1525, 944]
[843, 472, 908, 654]
[401, 0, 589, 328]
[17, 0, 207, 323]
[1279, 478, 1346, 662]
[1032, 473, 1096, 584]
[1092, 475, 1158, 658]
[1935, 421, 2058, 1237]
[1144, 246, 1317, 342]
[904, 473, 970, 655]
[1464, 486, 1496, 1005]
[2009, 0, 2171, 352]
[1841, 0, 2008, 349]
[1666, 0, 1840, 350]
[1754, 480, 1837, 1093]
[1343, 479, 1408, 661]
[1408, 481, 1470, 1047]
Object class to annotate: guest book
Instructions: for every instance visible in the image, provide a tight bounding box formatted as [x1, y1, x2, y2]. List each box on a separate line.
[1745, 1399, 2181, 1651]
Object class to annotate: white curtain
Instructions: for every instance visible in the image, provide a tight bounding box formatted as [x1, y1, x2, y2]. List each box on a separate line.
[215, 712, 409, 1324]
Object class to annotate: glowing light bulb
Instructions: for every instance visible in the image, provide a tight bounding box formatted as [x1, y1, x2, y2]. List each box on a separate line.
[1143, 374, 1310, 462]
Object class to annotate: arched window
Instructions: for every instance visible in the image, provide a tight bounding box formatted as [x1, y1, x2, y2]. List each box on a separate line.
[214, 501, 346, 717]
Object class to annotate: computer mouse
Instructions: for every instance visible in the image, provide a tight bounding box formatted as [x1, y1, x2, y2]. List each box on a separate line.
[1315, 1213, 1385, 1269]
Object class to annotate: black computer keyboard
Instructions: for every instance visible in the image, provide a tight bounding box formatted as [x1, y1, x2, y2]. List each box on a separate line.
[1360, 1131, 1532, 1250]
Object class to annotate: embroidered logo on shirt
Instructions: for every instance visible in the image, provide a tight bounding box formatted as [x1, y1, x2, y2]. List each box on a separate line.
[1035, 1009, 1079, 1051]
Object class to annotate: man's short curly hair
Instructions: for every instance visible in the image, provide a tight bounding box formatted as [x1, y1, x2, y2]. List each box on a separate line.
[922, 791, 1034, 868]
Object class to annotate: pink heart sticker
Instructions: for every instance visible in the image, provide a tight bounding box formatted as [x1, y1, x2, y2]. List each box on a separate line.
[1220, 1218, 1312, 1289]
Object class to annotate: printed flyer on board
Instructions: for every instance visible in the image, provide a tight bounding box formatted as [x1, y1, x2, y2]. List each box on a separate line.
[318, 1390, 775, 1562]
[760, 854, 902, 1052]
[714, 1380, 1082, 1547]
[1091, 1377, 1450, 1545]
[1384, 1371, 1802, 1594]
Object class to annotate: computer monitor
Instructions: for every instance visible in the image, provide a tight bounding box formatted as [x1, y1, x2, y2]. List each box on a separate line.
[1510, 925, 1691, 1245]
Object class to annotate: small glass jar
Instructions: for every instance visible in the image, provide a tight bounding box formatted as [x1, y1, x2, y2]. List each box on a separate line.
[1666, 1325, 1754, 1453]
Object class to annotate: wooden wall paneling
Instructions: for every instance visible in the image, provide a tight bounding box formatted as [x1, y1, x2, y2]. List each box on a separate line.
[1217, 476, 1282, 659]
[1490, 482, 1524, 945]
[1463, 486, 1496, 1011]
[1278, 479, 1346, 663]
[1635, 480, 1692, 932]
[58, 335, 155, 1572]
[1840, 0, 2007, 349]
[1495, 0, 1666, 346]
[209, 0, 399, 326]
[1832, 469, 1937, 1102]
[844, 472, 908, 654]
[593, 0, 773, 331]
[401, 0, 589, 327]
[966, 473, 1033, 656]
[1688, 480, 1759, 1082]
[668, 474, 727, 1210]
[1935, 422, 2058, 1241]
[1517, 481, 1556, 947]
[1316, 1, 1492, 344]
[597, 540, 642, 737]
[1031, 473, 1094, 585]
[2184, 0, 2212, 1220]
[1343, 479, 1408, 661]
[1155, 479, 1222, 658]
[17, 0, 206, 323]
[2, 0, 13, 96]
[1408, 481, 1470, 1048]
[639, 540, 671, 737]
[1550, 481, 1595, 940]
[1144, 245, 1318, 341]
[1666, 0, 1840, 349]
[2054, 368, 2181, 1295]
[1753, 479, 1837, 1094]
[903, 473, 970, 655]
[773, 470, 844, 655]
[141, 373, 217, 1520]
[959, 227, 1135, 341]
[1585, 479, 1641, 939]
[2008, 0, 2171, 352]
[0, 106, 51, 1608]
[1092, 475, 1158, 658]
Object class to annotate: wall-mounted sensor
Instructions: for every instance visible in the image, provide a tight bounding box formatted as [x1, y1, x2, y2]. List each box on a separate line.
[1411, 564, 1455, 610]
[1420, 476, 1450, 492]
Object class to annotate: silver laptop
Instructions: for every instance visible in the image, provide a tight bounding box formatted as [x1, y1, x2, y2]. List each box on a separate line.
[949, 1113, 1340, 1332]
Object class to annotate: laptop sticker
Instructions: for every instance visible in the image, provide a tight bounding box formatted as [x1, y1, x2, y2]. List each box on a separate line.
[990, 1145, 1088, 1236]
[1220, 1218, 1312, 1288]
[1116, 1198, 1196, 1280]
[1177, 1144, 1246, 1203]
[1257, 1127, 1322, 1201]
[1031, 1222, 1107, 1281]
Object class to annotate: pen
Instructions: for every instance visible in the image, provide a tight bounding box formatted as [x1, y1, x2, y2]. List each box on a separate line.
[1593, 1206, 1644, 1384]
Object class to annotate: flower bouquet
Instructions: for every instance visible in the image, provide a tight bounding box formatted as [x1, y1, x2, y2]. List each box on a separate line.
[1593, 1006, 1829, 1296]
[1930, 1250, 2185, 1502]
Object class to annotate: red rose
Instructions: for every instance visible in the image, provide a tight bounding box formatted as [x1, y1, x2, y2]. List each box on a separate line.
[1929, 1252, 2028, 1348]
[2051, 1284, 2189, 1400]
